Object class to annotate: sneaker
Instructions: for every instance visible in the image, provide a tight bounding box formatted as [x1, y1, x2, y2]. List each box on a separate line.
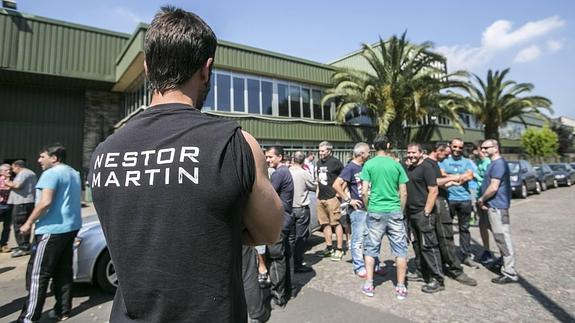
[395, 284, 408, 300]
[361, 284, 374, 297]
[321, 247, 333, 257]
[463, 256, 480, 268]
[294, 265, 314, 273]
[406, 271, 425, 282]
[355, 269, 367, 278]
[479, 251, 495, 264]
[11, 249, 29, 258]
[374, 267, 386, 276]
[454, 273, 477, 286]
[1, 245, 11, 253]
[330, 249, 344, 261]
[49, 309, 69, 321]
[257, 272, 271, 288]
[421, 279, 445, 293]
[491, 275, 518, 285]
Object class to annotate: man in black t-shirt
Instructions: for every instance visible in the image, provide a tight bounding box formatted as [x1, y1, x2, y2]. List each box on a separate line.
[405, 143, 445, 293]
[426, 143, 477, 287]
[264, 146, 294, 308]
[316, 141, 344, 260]
[89, 7, 283, 323]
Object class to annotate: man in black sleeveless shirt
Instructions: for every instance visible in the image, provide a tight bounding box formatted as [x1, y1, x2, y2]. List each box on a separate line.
[89, 7, 283, 322]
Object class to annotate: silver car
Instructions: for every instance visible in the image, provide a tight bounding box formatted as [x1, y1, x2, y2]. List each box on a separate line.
[73, 214, 117, 293]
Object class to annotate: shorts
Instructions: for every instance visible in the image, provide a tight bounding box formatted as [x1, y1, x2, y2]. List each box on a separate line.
[363, 211, 408, 258]
[316, 197, 341, 226]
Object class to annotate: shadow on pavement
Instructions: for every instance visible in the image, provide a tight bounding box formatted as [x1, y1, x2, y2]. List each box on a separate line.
[517, 276, 574, 323]
[0, 266, 16, 275]
[69, 283, 113, 319]
[0, 296, 26, 320]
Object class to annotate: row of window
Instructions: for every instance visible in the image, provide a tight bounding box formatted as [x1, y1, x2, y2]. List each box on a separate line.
[204, 71, 335, 121]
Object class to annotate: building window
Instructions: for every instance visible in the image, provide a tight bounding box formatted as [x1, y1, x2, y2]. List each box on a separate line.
[278, 83, 289, 117]
[302, 88, 311, 118]
[312, 89, 322, 120]
[216, 74, 231, 112]
[261, 81, 273, 115]
[323, 99, 332, 121]
[247, 79, 260, 114]
[290, 85, 301, 118]
[204, 77, 215, 111]
[233, 77, 245, 112]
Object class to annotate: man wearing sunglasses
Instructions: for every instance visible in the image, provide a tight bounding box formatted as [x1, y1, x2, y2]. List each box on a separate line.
[439, 138, 478, 268]
[477, 140, 518, 284]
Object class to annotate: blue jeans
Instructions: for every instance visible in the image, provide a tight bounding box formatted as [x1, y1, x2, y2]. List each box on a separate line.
[350, 209, 380, 273]
[364, 211, 408, 258]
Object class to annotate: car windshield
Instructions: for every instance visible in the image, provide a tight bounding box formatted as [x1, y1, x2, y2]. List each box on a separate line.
[533, 167, 542, 175]
[508, 162, 520, 174]
[549, 164, 567, 172]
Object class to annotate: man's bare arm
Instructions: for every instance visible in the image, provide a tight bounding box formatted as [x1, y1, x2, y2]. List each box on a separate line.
[479, 178, 501, 203]
[332, 177, 349, 201]
[19, 188, 54, 234]
[241, 131, 283, 245]
[399, 183, 407, 212]
[361, 180, 370, 209]
[424, 186, 438, 215]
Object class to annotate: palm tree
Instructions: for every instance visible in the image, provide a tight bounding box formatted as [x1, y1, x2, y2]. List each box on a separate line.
[454, 68, 552, 141]
[322, 32, 466, 147]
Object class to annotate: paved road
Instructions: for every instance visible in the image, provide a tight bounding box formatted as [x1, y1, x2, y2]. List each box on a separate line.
[1, 186, 574, 322]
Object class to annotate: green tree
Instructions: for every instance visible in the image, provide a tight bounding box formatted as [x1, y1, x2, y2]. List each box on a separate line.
[454, 68, 552, 142]
[322, 32, 466, 147]
[521, 126, 558, 159]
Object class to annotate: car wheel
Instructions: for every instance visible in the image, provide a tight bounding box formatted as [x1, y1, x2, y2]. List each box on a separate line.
[95, 250, 117, 293]
[534, 181, 541, 194]
[568, 178, 573, 186]
[554, 179, 558, 188]
[541, 180, 547, 191]
[520, 183, 528, 198]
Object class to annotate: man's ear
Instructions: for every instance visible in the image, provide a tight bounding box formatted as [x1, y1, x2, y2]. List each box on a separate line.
[144, 60, 148, 75]
[201, 58, 214, 82]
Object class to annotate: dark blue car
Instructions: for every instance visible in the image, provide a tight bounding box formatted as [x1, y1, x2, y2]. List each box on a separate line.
[548, 163, 575, 186]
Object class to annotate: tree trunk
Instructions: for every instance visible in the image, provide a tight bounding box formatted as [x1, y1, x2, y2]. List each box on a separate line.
[484, 124, 500, 143]
[384, 118, 409, 150]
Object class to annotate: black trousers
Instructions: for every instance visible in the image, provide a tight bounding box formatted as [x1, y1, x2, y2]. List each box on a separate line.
[0, 206, 12, 246]
[436, 198, 464, 278]
[242, 246, 270, 322]
[448, 200, 473, 258]
[408, 210, 444, 283]
[12, 203, 34, 251]
[267, 230, 292, 306]
[291, 206, 310, 267]
[18, 230, 78, 323]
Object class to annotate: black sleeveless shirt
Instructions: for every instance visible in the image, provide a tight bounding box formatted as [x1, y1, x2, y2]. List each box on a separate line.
[89, 104, 254, 322]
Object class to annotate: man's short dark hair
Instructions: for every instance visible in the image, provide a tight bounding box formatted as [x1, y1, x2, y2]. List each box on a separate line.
[373, 134, 390, 151]
[144, 6, 217, 94]
[407, 143, 422, 152]
[12, 160, 25, 168]
[266, 146, 284, 158]
[433, 142, 449, 152]
[43, 144, 67, 163]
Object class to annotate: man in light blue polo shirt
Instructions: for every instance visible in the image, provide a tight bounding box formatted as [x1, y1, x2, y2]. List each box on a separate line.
[17, 144, 82, 323]
[439, 138, 478, 268]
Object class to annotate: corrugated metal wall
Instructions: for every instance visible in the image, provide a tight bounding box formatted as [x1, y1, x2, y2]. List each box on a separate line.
[0, 10, 128, 82]
[0, 84, 84, 175]
[215, 41, 334, 85]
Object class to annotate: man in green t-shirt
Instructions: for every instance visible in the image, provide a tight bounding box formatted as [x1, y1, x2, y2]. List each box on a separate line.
[473, 146, 495, 264]
[359, 135, 409, 300]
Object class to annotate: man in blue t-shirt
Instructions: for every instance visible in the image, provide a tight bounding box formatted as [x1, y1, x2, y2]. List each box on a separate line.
[478, 139, 518, 284]
[17, 144, 82, 322]
[332, 142, 384, 278]
[439, 138, 478, 267]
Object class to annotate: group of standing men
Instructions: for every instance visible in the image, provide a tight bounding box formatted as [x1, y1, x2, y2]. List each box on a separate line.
[0, 145, 83, 323]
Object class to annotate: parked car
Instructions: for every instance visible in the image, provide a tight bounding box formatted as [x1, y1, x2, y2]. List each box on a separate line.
[548, 163, 575, 186]
[73, 214, 117, 293]
[533, 164, 558, 190]
[508, 160, 540, 198]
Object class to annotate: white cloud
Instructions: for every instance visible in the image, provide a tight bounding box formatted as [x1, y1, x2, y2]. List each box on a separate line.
[547, 39, 563, 52]
[113, 7, 143, 25]
[482, 16, 565, 51]
[514, 45, 542, 63]
[436, 16, 565, 72]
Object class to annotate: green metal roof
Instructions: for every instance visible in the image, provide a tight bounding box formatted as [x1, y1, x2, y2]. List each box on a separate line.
[0, 9, 129, 83]
[206, 112, 377, 143]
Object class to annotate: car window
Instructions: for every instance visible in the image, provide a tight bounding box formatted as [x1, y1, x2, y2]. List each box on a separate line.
[549, 164, 566, 172]
[509, 162, 520, 174]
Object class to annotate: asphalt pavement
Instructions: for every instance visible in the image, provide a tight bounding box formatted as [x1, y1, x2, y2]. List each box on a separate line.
[1, 186, 574, 322]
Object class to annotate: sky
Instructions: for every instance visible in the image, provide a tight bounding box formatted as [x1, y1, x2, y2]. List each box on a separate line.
[16, 0, 575, 119]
